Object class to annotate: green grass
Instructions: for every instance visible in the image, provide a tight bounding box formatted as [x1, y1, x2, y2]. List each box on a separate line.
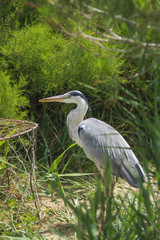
[0, 146, 159, 239]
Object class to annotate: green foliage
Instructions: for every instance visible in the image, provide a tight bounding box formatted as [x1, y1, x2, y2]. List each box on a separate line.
[1, 1, 160, 239]
[0, 0, 41, 44]
[1, 24, 66, 95]
[1, 23, 124, 98]
[0, 71, 28, 119]
[36, 0, 160, 77]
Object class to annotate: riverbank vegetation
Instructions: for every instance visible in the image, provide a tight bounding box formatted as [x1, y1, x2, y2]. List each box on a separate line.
[0, 0, 160, 239]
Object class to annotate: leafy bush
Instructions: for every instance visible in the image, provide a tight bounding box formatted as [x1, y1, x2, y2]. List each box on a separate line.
[1, 24, 66, 94]
[1, 23, 124, 108]
[0, 0, 41, 45]
[0, 71, 28, 119]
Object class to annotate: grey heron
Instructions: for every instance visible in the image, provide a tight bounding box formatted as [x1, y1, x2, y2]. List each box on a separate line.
[39, 90, 147, 188]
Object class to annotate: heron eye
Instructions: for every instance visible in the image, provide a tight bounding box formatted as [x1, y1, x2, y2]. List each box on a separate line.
[63, 94, 71, 99]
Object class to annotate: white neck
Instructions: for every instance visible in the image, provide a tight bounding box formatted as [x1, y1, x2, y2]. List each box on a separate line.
[67, 98, 88, 145]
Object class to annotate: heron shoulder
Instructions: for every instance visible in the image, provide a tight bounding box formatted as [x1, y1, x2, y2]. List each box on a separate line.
[78, 117, 119, 139]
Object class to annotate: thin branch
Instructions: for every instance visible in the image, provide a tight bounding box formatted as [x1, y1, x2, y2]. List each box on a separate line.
[83, 3, 105, 14]
[85, 38, 132, 53]
[81, 33, 160, 50]
[114, 15, 160, 31]
[83, 4, 159, 31]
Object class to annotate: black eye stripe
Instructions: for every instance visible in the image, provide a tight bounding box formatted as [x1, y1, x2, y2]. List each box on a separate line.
[69, 91, 84, 97]
[68, 91, 90, 107]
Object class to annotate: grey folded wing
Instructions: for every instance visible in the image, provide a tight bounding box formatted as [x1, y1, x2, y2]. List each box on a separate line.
[78, 118, 147, 188]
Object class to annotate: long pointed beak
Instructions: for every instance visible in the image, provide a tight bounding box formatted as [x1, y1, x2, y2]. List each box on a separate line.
[39, 94, 67, 103]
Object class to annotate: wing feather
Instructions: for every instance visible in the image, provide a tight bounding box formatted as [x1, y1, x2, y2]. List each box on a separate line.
[78, 118, 146, 188]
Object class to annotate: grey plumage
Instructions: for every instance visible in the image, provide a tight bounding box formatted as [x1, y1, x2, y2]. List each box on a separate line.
[39, 90, 147, 188]
[78, 118, 146, 188]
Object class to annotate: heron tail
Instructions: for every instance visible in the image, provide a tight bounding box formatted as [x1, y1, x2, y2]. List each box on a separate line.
[120, 163, 147, 188]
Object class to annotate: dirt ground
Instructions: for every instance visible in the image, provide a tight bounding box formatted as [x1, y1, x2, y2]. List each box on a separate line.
[37, 196, 75, 240]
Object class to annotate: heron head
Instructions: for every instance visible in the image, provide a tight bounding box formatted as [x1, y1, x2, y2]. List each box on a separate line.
[39, 90, 90, 109]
